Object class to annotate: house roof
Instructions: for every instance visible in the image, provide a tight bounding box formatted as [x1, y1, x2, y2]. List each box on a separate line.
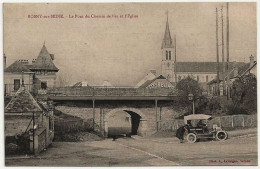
[207, 62, 252, 85]
[161, 16, 173, 49]
[175, 62, 246, 73]
[139, 75, 172, 88]
[4, 60, 32, 73]
[5, 86, 43, 113]
[240, 61, 257, 77]
[30, 44, 59, 71]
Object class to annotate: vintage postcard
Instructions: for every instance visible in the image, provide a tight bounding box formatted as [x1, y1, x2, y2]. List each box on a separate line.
[3, 2, 257, 166]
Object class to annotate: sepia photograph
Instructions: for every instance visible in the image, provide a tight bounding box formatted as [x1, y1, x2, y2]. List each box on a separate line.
[3, 2, 257, 166]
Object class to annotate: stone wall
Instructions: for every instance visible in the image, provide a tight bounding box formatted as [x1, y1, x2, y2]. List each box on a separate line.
[55, 100, 183, 137]
[159, 114, 257, 131]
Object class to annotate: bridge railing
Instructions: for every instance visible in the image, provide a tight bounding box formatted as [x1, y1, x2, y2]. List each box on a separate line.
[48, 86, 177, 97]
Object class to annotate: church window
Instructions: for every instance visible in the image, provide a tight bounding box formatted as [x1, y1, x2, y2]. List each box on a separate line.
[169, 51, 171, 60]
[206, 75, 209, 82]
[166, 51, 168, 60]
[197, 76, 200, 82]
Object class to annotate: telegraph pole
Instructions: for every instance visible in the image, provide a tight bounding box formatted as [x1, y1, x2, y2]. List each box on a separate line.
[226, 2, 230, 100]
[216, 8, 220, 96]
[221, 6, 226, 96]
[221, 6, 225, 73]
[174, 34, 177, 83]
[226, 2, 230, 71]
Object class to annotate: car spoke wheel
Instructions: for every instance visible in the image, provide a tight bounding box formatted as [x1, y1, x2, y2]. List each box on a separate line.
[216, 131, 228, 141]
[186, 133, 197, 143]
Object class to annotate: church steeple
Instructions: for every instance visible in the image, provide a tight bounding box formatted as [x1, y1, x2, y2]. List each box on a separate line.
[161, 11, 176, 83]
[161, 11, 173, 49]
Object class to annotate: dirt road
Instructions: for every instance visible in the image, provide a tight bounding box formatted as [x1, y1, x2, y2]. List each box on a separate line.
[5, 135, 257, 166]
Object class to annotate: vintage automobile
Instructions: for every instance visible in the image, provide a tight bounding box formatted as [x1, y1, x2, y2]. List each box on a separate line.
[183, 114, 228, 143]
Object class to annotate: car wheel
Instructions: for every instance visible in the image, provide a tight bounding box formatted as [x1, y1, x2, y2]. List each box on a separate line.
[186, 133, 197, 143]
[216, 131, 228, 141]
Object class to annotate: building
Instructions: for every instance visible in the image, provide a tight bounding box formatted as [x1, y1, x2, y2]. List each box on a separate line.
[159, 14, 246, 89]
[4, 44, 59, 96]
[136, 70, 157, 88]
[207, 55, 256, 96]
[4, 60, 34, 96]
[138, 75, 174, 89]
[5, 85, 54, 154]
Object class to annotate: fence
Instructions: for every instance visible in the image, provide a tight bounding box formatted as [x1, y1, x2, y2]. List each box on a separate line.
[159, 114, 257, 131]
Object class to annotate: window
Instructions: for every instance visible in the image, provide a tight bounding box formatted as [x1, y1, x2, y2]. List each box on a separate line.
[167, 74, 170, 80]
[166, 51, 168, 60]
[41, 82, 47, 90]
[14, 79, 20, 91]
[169, 51, 171, 60]
[197, 76, 200, 82]
[206, 75, 209, 82]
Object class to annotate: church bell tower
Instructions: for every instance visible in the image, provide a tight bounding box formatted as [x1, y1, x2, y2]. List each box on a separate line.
[161, 12, 176, 83]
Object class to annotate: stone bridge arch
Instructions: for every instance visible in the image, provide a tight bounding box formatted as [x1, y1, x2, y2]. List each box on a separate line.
[104, 108, 148, 137]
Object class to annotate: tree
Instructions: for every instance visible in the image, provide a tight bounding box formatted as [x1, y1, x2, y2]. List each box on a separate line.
[229, 73, 257, 114]
[175, 76, 202, 107]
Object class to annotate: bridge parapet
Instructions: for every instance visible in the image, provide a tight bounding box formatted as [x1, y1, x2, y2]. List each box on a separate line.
[48, 86, 178, 97]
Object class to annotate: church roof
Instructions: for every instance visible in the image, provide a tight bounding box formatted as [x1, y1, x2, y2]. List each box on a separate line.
[30, 44, 59, 71]
[175, 62, 246, 73]
[5, 86, 43, 113]
[161, 15, 174, 49]
[4, 60, 32, 73]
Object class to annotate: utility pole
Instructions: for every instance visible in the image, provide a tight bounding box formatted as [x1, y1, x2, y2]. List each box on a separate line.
[216, 8, 220, 96]
[221, 6, 225, 73]
[174, 34, 177, 83]
[226, 2, 230, 100]
[32, 111, 35, 155]
[226, 2, 230, 71]
[221, 6, 226, 96]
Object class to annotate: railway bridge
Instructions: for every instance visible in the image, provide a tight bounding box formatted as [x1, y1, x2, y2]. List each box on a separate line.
[47, 87, 181, 137]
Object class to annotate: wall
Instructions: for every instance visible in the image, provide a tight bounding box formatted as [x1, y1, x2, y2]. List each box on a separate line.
[36, 74, 57, 88]
[55, 100, 182, 137]
[4, 73, 34, 95]
[176, 73, 217, 83]
[5, 111, 54, 154]
[5, 114, 35, 136]
[159, 114, 257, 131]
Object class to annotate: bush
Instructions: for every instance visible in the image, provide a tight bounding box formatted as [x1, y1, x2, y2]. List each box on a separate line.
[208, 98, 222, 111]
[227, 103, 248, 115]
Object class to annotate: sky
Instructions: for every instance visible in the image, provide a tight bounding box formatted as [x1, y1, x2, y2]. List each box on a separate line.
[3, 2, 256, 86]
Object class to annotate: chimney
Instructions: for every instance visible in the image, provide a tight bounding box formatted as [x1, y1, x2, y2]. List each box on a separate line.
[19, 59, 29, 65]
[250, 54, 254, 67]
[32, 58, 37, 64]
[233, 61, 238, 77]
[150, 69, 156, 76]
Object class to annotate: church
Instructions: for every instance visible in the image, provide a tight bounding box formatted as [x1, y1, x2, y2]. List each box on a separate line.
[137, 14, 244, 90]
